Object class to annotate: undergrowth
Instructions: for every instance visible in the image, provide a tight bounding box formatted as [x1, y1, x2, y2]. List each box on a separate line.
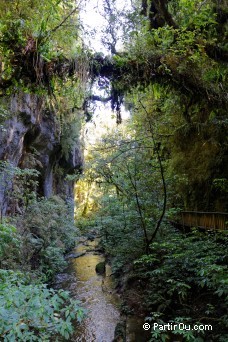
[0, 196, 84, 341]
[133, 228, 228, 341]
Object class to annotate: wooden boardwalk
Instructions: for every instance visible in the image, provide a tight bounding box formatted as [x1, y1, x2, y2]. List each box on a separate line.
[175, 211, 228, 231]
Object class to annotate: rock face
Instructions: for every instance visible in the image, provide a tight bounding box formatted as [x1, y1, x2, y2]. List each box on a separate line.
[0, 93, 83, 216]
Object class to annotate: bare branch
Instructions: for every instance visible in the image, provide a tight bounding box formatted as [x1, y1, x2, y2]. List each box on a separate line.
[49, 7, 79, 35]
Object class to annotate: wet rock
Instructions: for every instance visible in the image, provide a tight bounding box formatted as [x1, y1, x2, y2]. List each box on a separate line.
[95, 261, 106, 275]
[55, 273, 73, 283]
[87, 233, 96, 241]
[66, 252, 86, 259]
[94, 246, 105, 253]
[92, 251, 103, 255]
[54, 273, 77, 289]
[78, 237, 87, 244]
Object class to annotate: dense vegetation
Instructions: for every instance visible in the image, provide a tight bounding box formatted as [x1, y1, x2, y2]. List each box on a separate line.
[76, 1, 228, 341]
[0, 1, 86, 340]
[0, 162, 84, 339]
[0, 0, 227, 341]
[76, 97, 227, 340]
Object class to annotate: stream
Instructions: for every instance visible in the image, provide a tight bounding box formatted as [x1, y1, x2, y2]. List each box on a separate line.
[55, 238, 150, 342]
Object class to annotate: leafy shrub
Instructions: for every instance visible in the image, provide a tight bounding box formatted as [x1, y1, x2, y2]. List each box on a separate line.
[134, 228, 228, 341]
[97, 196, 146, 273]
[0, 270, 85, 341]
[18, 196, 79, 279]
[23, 196, 77, 250]
[40, 245, 67, 279]
[0, 161, 39, 215]
[0, 223, 21, 268]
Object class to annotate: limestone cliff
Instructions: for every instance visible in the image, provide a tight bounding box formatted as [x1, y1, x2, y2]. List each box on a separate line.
[0, 93, 83, 216]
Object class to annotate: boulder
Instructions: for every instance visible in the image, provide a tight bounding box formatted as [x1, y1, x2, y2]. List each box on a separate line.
[95, 261, 106, 275]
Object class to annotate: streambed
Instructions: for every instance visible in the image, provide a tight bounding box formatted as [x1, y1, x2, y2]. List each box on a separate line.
[55, 238, 150, 341]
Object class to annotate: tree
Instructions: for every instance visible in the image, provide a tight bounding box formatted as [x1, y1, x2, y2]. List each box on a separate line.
[77, 105, 169, 254]
[90, 0, 227, 211]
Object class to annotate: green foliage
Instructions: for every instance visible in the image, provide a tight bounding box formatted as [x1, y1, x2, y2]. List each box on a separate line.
[18, 196, 79, 279]
[0, 270, 85, 341]
[98, 195, 147, 272]
[0, 161, 39, 216]
[76, 113, 169, 258]
[0, 0, 227, 340]
[0, 181, 82, 338]
[213, 178, 228, 193]
[0, 0, 88, 144]
[0, 196, 82, 339]
[170, 0, 217, 29]
[98, 0, 227, 211]
[0, 0, 78, 58]
[40, 245, 66, 279]
[60, 116, 82, 160]
[0, 185, 78, 278]
[134, 228, 228, 341]
[0, 223, 21, 268]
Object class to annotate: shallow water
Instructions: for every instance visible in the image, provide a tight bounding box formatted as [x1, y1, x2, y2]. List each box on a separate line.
[56, 239, 120, 342]
[56, 239, 150, 342]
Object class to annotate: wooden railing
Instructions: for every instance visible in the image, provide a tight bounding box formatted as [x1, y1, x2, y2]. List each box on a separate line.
[178, 211, 228, 231]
